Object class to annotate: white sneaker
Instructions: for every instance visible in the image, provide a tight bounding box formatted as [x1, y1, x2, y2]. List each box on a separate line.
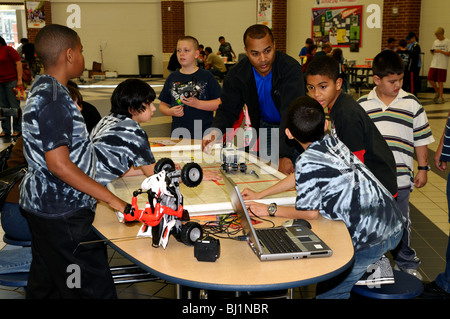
[355, 255, 395, 286]
[436, 97, 445, 104]
[394, 264, 423, 280]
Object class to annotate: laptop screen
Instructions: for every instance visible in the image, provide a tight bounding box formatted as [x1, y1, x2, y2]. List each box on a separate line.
[221, 172, 264, 252]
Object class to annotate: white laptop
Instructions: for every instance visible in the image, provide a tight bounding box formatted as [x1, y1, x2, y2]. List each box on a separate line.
[221, 172, 332, 261]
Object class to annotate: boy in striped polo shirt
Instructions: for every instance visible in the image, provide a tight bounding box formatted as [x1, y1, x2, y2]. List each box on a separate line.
[358, 49, 435, 279]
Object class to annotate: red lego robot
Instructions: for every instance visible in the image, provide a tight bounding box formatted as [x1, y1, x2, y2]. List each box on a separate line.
[123, 158, 204, 248]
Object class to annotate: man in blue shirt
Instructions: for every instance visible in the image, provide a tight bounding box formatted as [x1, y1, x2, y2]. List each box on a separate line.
[202, 24, 305, 175]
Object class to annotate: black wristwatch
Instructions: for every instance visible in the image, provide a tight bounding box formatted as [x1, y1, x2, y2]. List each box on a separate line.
[268, 203, 277, 217]
[418, 165, 431, 171]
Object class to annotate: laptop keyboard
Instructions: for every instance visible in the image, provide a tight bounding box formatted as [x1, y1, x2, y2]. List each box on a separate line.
[256, 228, 301, 253]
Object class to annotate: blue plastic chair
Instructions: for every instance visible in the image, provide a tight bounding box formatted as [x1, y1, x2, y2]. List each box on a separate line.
[3, 234, 31, 247]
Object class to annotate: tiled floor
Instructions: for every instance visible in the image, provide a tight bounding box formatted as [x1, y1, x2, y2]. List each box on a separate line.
[0, 77, 449, 299]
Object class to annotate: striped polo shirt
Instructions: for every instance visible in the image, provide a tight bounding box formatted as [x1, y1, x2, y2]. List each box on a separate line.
[358, 88, 434, 190]
[440, 114, 450, 162]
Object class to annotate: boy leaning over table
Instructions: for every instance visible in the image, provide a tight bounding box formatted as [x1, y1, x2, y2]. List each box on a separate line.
[243, 96, 405, 299]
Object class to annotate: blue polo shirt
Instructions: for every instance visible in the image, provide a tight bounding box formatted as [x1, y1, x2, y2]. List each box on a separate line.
[252, 68, 281, 124]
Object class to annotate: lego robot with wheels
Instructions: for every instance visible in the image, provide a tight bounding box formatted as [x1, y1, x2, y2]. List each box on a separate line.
[221, 146, 247, 174]
[123, 158, 203, 248]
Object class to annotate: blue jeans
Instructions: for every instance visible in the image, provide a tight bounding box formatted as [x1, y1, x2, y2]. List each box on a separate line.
[0, 247, 31, 274]
[434, 174, 450, 293]
[0, 79, 21, 134]
[390, 188, 420, 269]
[316, 229, 403, 299]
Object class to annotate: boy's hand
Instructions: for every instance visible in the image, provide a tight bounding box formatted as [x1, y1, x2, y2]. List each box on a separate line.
[278, 157, 294, 175]
[180, 95, 199, 108]
[108, 197, 129, 215]
[414, 170, 428, 188]
[241, 188, 261, 200]
[434, 152, 447, 171]
[202, 170, 222, 181]
[171, 105, 184, 117]
[245, 201, 269, 217]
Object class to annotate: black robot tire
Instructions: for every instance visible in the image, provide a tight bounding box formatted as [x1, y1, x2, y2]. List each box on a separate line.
[180, 222, 203, 246]
[154, 157, 175, 173]
[181, 162, 203, 187]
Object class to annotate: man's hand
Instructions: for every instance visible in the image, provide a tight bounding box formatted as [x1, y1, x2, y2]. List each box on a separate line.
[201, 129, 220, 154]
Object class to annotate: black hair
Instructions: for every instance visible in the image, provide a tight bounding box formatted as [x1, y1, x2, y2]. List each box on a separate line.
[67, 85, 83, 106]
[204, 46, 212, 53]
[307, 44, 317, 54]
[372, 49, 404, 78]
[398, 39, 407, 48]
[305, 55, 340, 81]
[331, 48, 343, 62]
[243, 24, 274, 47]
[35, 24, 79, 67]
[67, 80, 83, 106]
[286, 96, 325, 144]
[110, 79, 156, 118]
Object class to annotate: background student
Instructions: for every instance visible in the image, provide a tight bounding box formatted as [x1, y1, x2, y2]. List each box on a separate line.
[159, 36, 221, 139]
[358, 50, 434, 279]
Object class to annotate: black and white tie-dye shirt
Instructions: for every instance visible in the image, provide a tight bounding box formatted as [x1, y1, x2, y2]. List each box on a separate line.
[20, 75, 97, 217]
[295, 134, 404, 252]
[90, 113, 155, 186]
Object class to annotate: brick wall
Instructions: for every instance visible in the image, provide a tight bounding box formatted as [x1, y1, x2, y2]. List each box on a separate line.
[382, 0, 421, 50]
[272, 0, 287, 53]
[161, 0, 185, 53]
[25, 1, 52, 43]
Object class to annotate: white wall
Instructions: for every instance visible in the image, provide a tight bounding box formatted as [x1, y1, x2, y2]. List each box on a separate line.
[5, 0, 450, 84]
[51, 0, 162, 76]
[185, 0, 256, 58]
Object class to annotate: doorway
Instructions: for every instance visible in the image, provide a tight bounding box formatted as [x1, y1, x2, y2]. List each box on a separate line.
[0, 4, 26, 48]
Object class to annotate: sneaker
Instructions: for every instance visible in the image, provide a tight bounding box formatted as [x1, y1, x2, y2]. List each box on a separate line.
[422, 281, 450, 299]
[355, 255, 395, 286]
[394, 264, 423, 280]
[436, 97, 445, 104]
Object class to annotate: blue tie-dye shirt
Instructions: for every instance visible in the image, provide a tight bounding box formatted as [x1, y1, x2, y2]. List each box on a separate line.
[19, 75, 97, 217]
[90, 113, 155, 186]
[295, 134, 404, 252]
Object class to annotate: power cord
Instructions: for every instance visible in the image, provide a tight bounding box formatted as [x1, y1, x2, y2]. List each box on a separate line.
[201, 214, 245, 241]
